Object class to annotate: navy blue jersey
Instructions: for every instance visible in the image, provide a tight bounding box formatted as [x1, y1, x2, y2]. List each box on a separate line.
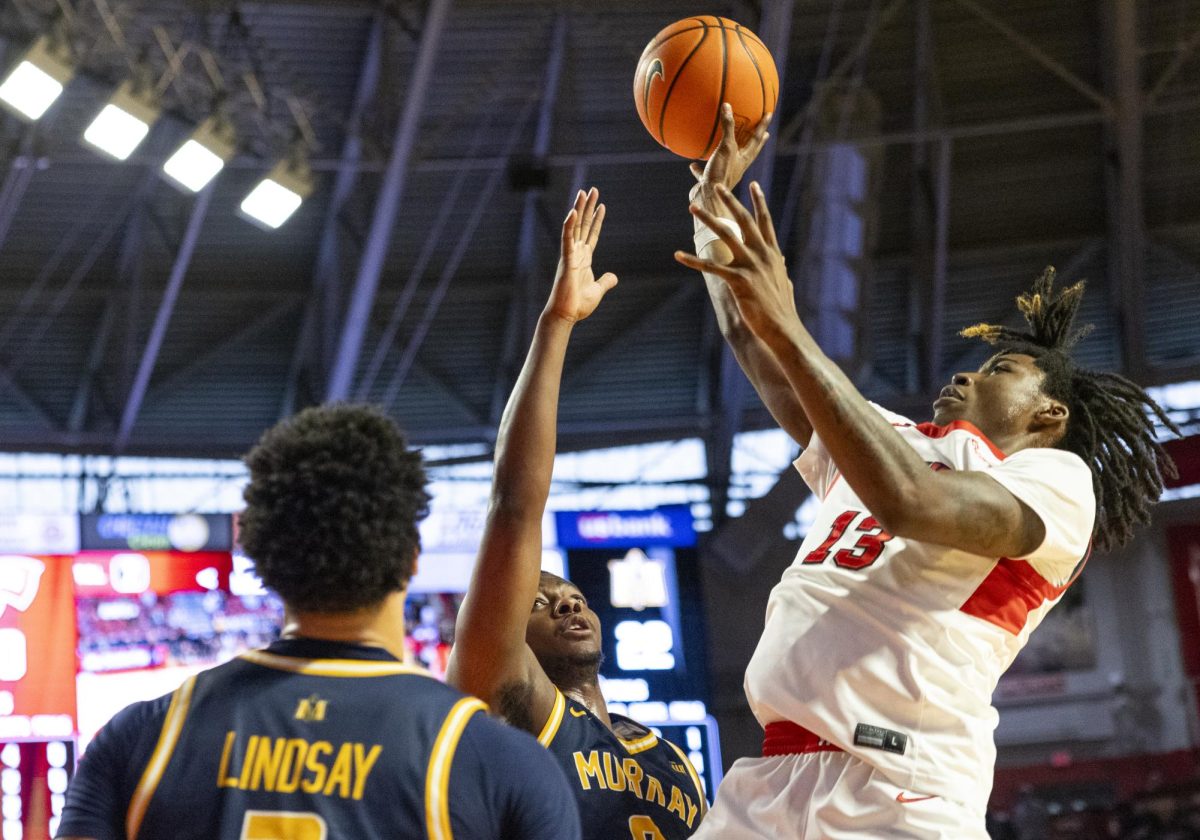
[537, 689, 706, 839]
[57, 638, 580, 840]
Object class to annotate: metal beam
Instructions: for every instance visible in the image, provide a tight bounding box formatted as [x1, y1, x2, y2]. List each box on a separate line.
[778, 0, 884, 247]
[1146, 22, 1200, 107]
[148, 299, 302, 400]
[0, 173, 123, 355]
[1102, 0, 1147, 379]
[0, 171, 154, 413]
[743, 0, 795, 197]
[705, 346, 750, 528]
[70, 201, 147, 433]
[326, 0, 452, 401]
[380, 98, 538, 409]
[0, 367, 57, 430]
[908, 0, 950, 392]
[489, 14, 569, 425]
[411, 359, 489, 427]
[562, 284, 701, 391]
[7, 176, 150, 378]
[355, 107, 500, 400]
[947, 0, 1110, 111]
[281, 12, 385, 417]
[319, 13, 383, 379]
[777, 0, 907, 147]
[115, 186, 213, 452]
[0, 149, 36, 257]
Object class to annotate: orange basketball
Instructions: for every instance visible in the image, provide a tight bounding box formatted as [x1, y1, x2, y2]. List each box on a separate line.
[633, 16, 779, 160]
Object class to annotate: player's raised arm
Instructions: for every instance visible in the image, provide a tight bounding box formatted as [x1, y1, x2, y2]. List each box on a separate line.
[690, 104, 813, 449]
[447, 188, 617, 730]
[676, 184, 1055, 560]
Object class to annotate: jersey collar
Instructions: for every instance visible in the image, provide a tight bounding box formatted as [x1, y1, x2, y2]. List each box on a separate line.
[266, 636, 401, 662]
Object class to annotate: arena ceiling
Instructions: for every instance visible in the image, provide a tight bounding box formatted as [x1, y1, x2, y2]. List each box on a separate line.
[0, 0, 1197, 505]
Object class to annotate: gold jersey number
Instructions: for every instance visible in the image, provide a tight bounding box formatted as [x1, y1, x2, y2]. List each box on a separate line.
[240, 810, 328, 840]
[629, 814, 667, 840]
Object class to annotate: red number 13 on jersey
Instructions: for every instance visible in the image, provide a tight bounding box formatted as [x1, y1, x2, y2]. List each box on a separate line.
[803, 510, 893, 570]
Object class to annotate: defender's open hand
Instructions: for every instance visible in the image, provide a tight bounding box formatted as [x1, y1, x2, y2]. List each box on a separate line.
[547, 187, 618, 324]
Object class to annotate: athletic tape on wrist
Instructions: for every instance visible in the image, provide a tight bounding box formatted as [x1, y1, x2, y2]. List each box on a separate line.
[693, 216, 743, 254]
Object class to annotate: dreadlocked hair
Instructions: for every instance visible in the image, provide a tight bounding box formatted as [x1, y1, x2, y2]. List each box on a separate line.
[961, 266, 1179, 552]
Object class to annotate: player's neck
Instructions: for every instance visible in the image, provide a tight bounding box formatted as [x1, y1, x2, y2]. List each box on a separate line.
[280, 590, 410, 662]
[565, 681, 614, 729]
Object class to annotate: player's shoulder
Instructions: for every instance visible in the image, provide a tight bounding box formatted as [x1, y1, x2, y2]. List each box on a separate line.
[1002, 444, 1089, 472]
[869, 400, 916, 426]
[84, 687, 176, 765]
[108, 687, 175, 733]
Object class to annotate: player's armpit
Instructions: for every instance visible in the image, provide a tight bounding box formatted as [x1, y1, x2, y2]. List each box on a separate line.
[883, 470, 1047, 559]
[493, 660, 561, 738]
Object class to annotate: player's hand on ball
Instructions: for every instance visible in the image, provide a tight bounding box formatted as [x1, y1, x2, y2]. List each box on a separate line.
[691, 103, 772, 207]
[676, 182, 799, 343]
[547, 187, 618, 324]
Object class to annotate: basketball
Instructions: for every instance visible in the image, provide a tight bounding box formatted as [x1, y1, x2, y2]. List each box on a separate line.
[633, 16, 779, 160]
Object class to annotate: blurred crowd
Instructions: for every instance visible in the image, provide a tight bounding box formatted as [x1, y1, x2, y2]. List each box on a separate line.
[988, 777, 1200, 839]
[76, 589, 464, 676]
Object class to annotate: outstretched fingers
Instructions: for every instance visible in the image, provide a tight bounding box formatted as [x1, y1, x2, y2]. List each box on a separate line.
[746, 111, 772, 156]
[576, 188, 600, 242]
[748, 182, 779, 250]
[586, 202, 606, 250]
[561, 205, 579, 255]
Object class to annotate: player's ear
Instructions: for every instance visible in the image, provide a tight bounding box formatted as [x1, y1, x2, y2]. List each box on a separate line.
[1033, 397, 1069, 439]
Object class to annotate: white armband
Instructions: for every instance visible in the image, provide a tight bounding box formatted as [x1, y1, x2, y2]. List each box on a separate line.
[693, 216, 743, 255]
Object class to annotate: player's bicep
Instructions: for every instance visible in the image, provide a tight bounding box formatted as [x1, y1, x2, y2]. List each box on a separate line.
[895, 471, 1046, 559]
[448, 511, 546, 694]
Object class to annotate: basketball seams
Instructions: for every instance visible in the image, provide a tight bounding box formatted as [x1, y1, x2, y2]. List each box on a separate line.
[657, 20, 710, 148]
[641, 16, 764, 57]
[699, 18, 732, 160]
[641, 19, 714, 55]
[734, 26, 768, 120]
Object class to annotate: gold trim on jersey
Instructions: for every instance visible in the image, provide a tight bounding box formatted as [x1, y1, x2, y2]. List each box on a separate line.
[240, 649, 430, 678]
[664, 738, 708, 817]
[536, 688, 566, 747]
[618, 730, 659, 755]
[425, 697, 486, 840]
[125, 675, 196, 840]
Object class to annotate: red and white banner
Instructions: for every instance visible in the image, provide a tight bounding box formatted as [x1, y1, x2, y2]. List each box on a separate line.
[71, 550, 232, 597]
[0, 555, 77, 738]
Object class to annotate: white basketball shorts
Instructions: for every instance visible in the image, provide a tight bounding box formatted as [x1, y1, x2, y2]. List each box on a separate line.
[691, 751, 991, 839]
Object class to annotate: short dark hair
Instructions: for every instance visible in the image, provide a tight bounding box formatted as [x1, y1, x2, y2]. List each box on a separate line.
[240, 404, 431, 612]
[962, 267, 1178, 551]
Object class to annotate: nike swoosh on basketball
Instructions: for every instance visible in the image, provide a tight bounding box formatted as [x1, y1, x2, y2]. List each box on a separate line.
[642, 58, 665, 115]
[895, 793, 937, 803]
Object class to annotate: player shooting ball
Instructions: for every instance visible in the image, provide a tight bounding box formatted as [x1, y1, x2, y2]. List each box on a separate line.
[676, 108, 1177, 839]
[448, 189, 708, 840]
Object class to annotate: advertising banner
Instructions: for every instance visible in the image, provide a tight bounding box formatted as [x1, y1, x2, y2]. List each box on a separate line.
[79, 513, 233, 552]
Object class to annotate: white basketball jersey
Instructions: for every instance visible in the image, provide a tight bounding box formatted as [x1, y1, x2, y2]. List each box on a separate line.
[743, 405, 1095, 812]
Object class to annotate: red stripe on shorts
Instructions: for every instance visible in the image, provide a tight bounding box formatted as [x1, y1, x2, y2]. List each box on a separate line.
[762, 721, 844, 757]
